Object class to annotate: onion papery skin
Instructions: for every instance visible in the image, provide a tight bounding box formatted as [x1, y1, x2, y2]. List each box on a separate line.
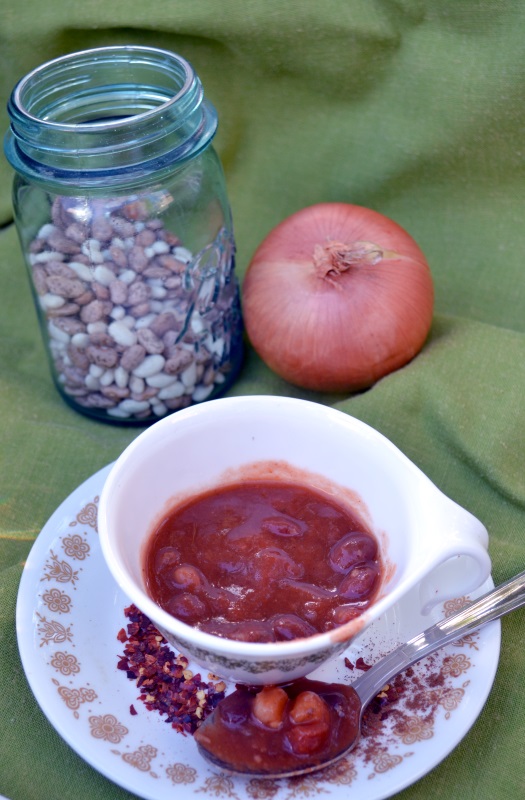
[242, 203, 434, 393]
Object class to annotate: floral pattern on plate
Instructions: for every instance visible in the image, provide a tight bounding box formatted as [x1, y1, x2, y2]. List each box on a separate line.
[17, 464, 501, 800]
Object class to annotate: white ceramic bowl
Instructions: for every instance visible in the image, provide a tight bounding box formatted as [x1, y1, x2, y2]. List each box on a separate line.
[98, 395, 491, 684]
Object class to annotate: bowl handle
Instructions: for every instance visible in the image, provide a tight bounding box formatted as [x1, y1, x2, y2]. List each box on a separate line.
[417, 496, 491, 614]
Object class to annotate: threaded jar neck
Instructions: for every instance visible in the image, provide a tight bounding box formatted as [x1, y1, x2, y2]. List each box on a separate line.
[4, 45, 218, 187]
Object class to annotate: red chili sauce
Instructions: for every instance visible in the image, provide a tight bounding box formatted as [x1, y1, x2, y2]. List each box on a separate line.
[193, 679, 361, 775]
[143, 480, 382, 642]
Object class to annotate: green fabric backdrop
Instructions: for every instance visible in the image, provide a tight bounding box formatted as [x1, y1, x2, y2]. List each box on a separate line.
[1, 2, 525, 798]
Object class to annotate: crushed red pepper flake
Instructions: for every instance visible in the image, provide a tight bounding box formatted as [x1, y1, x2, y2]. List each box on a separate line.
[345, 656, 373, 672]
[116, 604, 225, 735]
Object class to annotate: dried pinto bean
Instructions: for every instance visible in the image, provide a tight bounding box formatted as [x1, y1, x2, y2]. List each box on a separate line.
[28, 196, 239, 420]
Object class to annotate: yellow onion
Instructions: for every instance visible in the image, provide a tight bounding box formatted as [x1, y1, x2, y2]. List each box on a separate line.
[242, 203, 434, 392]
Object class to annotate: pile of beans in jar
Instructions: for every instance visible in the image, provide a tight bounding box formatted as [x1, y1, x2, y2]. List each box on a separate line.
[28, 195, 242, 421]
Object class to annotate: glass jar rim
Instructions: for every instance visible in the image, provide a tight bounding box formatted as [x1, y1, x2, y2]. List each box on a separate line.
[4, 44, 218, 186]
[12, 45, 195, 133]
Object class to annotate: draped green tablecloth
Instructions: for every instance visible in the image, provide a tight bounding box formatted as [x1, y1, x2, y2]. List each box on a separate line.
[1, 2, 525, 798]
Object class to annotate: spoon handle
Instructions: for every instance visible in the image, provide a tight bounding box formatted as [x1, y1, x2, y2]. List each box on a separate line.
[353, 569, 525, 707]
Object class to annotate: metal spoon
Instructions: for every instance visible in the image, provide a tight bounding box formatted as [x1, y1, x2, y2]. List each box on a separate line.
[197, 569, 525, 778]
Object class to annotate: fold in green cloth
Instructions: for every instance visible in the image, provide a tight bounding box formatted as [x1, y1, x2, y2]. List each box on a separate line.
[1, 3, 525, 799]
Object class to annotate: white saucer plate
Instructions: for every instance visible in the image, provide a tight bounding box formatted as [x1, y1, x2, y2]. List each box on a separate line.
[16, 464, 501, 800]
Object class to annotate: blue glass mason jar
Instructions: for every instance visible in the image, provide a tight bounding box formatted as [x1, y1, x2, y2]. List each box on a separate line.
[4, 46, 243, 424]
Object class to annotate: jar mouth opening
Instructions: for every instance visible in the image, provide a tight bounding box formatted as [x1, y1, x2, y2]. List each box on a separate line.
[13, 45, 195, 131]
[6, 44, 218, 182]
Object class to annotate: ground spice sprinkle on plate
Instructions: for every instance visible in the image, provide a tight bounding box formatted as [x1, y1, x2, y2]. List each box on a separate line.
[116, 605, 226, 734]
